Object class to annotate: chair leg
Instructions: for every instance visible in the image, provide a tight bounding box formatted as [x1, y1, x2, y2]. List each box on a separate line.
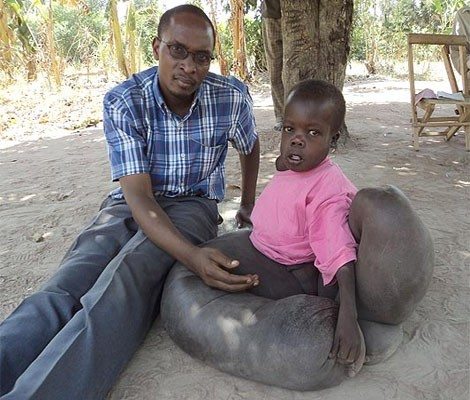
[446, 107, 470, 144]
[413, 127, 420, 151]
[444, 125, 461, 141]
[465, 125, 470, 151]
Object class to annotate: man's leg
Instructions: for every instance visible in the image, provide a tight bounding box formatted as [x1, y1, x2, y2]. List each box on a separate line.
[2, 197, 218, 400]
[262, 17, 284, 127]
[0, 198, 135, 395]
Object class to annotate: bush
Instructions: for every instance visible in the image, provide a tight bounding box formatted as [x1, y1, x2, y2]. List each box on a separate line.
[350, 0, 468, 75]
[244, 14, 266, 72]
[52, 4, 107, 65]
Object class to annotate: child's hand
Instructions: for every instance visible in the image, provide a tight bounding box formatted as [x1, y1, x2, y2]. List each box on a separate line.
[190, 247, 259, 292]
[329, 312, 365, 377]
[235, 203, 254, 228]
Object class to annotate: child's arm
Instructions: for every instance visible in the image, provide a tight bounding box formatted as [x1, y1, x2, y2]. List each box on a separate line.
[328, 261, 365, 377]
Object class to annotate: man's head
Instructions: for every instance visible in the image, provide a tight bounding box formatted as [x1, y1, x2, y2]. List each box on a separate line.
[152, 5, 216, 112]
[279, 79, 346, 172]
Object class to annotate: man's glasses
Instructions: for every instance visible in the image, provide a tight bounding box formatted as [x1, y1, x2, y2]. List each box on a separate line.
[158, 38, 214, 67]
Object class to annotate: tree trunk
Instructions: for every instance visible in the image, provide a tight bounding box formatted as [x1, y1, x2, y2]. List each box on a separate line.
[230, 0, 249, 80]
[208, 0, 229, 76]
[47, 1, 61, 86]
[280, 0, 353, 93]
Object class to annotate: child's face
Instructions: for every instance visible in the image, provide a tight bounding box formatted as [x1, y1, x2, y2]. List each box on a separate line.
[279, 98, 336, 172]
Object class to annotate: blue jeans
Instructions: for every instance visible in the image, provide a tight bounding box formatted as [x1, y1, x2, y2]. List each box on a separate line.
[0, 196, 218, 399]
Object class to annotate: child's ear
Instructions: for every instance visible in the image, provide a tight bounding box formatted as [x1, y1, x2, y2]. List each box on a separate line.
[330, 132, 340, 150]
[331, 132, 340, 144]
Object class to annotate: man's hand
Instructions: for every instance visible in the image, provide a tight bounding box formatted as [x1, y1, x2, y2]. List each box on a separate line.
[235, 203, 254, 228]
[329, 310, 366, 377]
[189, 247, 259, 292]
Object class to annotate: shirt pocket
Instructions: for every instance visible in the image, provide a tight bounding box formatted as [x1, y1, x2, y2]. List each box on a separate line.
[188, 137, 226, 182]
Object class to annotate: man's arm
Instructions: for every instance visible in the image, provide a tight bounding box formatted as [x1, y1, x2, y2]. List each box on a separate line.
[120, 173, 258, 291]
[236, 138, 260, 227]
[328, 262, 365, 377]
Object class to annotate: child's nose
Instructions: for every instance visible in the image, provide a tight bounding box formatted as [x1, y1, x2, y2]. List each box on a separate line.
[290, 136, 305, 147]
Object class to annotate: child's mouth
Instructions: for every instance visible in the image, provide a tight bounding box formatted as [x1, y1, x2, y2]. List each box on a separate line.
[287, 154, 302, 163]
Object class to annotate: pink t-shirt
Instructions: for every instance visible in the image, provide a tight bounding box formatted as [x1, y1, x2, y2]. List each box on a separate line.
[250, 157, 358, 285]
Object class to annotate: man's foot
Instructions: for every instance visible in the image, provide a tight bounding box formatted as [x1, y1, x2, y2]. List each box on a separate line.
[273, 121, 283, 131]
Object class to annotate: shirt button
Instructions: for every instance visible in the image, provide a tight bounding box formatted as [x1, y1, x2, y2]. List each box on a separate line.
[181, 154, 185, 159]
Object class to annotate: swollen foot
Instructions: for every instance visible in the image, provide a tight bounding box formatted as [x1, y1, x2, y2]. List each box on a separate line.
[359, 319, 403, 365]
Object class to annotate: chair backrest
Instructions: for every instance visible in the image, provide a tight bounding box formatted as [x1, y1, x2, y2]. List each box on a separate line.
[408, 33, 469, 97]
[442, 44, 459, 93]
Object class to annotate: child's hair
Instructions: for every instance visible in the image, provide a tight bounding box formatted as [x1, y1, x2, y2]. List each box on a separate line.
[285, 79, 346, 134]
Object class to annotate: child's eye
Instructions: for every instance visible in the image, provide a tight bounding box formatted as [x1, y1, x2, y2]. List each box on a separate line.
[308, 130, 320, 136]
[283, 126, 293, 133]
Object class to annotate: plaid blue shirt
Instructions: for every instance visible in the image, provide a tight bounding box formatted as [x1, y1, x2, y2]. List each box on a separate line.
[103, 67, 257, 202]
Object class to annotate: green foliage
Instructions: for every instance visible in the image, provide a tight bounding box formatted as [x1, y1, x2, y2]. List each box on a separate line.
[134, 2, 161, 66]
[4, 0, 467, 80]
[217, 14, 266, 75]
[51, 3, 107, 64]
[3, 0, 37, 54]
[350, 0, 468, 74]
[217, 20, 234, 71]
[244, 13, 266, 72]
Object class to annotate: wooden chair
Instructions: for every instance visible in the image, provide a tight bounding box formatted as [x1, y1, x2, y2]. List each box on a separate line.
[407, 33, 470, 151]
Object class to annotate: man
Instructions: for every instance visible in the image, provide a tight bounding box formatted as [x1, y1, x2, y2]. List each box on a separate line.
[0, 5, 260, 399]
[261, 0, 284, 131]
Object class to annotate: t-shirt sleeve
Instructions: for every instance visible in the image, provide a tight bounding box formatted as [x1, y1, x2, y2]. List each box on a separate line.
[308, 194, 357, 285]
[103, 93, 150, 181]
[228, 87, 258, 155]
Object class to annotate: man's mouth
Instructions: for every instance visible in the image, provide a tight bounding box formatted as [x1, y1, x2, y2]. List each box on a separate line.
[175, 75, 195, 87]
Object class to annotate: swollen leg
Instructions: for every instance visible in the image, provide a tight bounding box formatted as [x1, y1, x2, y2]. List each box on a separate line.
[0, 200, 135, 395]
[349, 186, 434, 324]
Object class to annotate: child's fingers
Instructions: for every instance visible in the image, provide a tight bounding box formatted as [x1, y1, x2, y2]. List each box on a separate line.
[348, 328, 366, 377]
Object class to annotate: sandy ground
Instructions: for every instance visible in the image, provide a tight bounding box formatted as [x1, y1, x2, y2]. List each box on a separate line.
[0, 73, 469, 399]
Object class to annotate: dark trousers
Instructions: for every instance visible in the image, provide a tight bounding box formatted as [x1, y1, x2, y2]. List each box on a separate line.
[202, 230, 339, 301]
[0, 196, 218, 399]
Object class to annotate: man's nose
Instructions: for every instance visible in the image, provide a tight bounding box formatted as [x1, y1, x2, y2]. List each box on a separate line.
[179, 54, 197, 73]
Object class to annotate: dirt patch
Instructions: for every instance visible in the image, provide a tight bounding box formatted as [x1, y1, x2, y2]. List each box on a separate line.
[0, 73, 468, 399]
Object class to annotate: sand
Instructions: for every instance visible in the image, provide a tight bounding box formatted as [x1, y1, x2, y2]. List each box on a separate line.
[0, 74, 469, 399]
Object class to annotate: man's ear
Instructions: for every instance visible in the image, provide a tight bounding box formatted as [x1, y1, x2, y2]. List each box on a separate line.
[152, 37, 160, 61]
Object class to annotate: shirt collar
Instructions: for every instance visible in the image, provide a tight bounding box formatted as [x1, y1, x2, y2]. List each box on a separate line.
[153, 67, 204, 116]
